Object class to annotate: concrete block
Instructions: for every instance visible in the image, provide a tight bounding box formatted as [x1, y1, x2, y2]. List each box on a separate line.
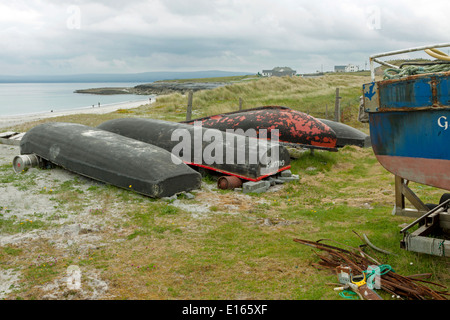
[267, 177, 285, 185]
[278, 174, 299, 182]
[243, 181, 271, 194]
[280, 170, 292, 177]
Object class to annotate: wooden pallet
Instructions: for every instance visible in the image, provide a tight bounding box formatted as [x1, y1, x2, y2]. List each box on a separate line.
[0, 131, 24, 146]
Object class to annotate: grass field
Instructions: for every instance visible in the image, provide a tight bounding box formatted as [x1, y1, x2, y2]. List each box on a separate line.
[1, 74, 448, 300]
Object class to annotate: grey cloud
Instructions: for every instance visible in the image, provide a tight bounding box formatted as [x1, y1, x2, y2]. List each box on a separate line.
[1, 0, 449, 75]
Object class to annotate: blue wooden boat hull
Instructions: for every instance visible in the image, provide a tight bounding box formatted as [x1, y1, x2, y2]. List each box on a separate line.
[363, 71, 450, 191]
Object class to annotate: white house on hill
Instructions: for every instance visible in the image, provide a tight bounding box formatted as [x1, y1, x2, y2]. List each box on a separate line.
[261, 67, 296, 77]
[345, 64, 359, 72]
[335, 64, 359, 73]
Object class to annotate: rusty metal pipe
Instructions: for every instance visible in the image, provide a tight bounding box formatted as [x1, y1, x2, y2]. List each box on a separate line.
[217, 175, 242, 190]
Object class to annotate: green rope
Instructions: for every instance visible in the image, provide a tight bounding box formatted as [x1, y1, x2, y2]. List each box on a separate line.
[339, 290, 359, 300]
[383, 64, 450, 79]
[363, 264, 394, 289]
[367, 264, 394, 276]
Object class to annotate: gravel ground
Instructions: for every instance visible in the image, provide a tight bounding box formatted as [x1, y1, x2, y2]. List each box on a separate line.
[0, 142, 273, 299]
[0, 144, 113, 298]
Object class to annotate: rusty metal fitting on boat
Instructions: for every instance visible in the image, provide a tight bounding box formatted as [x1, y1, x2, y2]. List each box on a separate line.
[217, 175, 243, 190]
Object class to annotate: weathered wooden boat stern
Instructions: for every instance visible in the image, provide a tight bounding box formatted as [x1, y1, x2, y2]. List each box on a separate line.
[362, 43, 450, 256]
[363, 71, 450, 191]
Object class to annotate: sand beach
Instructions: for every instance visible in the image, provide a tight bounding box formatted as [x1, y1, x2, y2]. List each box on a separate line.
[0, 98, 151, 130]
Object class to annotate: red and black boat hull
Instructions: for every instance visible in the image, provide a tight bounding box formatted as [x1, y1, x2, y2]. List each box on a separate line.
[182, 106, 338, 150]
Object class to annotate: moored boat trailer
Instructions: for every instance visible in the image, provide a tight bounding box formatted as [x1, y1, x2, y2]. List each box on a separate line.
[399, 197, 450, 257]
[363, 43, 450, 256]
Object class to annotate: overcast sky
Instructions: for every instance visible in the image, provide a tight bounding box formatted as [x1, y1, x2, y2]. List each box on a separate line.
[1, 0, 449, 75]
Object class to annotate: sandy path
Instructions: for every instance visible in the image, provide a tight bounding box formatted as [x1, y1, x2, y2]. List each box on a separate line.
[0, 98, 152, 130]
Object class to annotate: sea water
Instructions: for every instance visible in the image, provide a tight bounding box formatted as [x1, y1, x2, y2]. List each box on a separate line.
[0, 82, 151, 116]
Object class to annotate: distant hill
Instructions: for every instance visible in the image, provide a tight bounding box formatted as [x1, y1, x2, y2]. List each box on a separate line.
[0, 70, 254, 83]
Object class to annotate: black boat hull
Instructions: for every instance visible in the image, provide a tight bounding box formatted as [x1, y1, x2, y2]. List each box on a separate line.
[19, 122, 202, 198]
[318, 119, 371, 148]
[98, 118, 291, 181]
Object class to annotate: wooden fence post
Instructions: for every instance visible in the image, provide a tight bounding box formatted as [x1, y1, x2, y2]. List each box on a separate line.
[186, 91, 193, 121]
[334, 88, 341, 122]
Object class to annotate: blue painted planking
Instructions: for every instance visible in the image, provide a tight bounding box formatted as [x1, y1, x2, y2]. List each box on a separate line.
[370, 72, 450, 110]
[365, 72, 450, 160]
[364, 71, 450, 190]
[379, 76, 433, 109]
[438, 77, 450, 106]
[369, 110, 450, 160]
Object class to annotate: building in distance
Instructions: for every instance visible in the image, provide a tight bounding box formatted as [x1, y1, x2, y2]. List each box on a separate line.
[334, 64, 360, 73]
[261, 67, 297, 77]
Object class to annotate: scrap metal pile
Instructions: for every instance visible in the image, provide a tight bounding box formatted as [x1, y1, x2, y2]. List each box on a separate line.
[293, 235, 448, 300]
